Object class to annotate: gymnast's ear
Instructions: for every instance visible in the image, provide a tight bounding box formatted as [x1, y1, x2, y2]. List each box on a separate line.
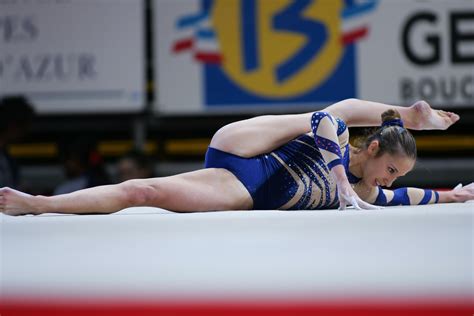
[367, 140, 380, 157]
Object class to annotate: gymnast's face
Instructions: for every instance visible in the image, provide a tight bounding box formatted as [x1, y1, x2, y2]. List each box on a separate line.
[363, 142, 415, 188]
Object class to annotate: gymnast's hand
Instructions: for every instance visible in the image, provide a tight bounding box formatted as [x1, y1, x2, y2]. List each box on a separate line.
[336, 180, 381, 210]
[451, 183, 474, 203]
[331, 165, 381, 210]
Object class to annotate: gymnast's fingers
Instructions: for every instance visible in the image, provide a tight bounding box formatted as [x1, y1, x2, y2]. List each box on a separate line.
[356, 197, 383, 210]
[338, 199, 347, 210]
[462, 182, 474, 195]
[338, 192, 356, 210]
[462, 182, 474, 189]
[351, 197, 362, 210]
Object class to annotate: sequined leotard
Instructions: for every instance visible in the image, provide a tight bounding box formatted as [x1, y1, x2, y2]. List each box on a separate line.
[205, 112, 439, 210]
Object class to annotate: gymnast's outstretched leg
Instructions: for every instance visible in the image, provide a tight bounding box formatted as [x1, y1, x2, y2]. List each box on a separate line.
[0, 168, 253, 216]
[210, 99, 459, 158]
[325, 99, 459, 130]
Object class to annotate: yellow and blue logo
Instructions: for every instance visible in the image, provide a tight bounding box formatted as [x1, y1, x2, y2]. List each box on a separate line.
[172, 0, 378, 106]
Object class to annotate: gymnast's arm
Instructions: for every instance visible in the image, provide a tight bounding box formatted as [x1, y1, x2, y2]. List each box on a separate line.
[366, 183, 474, 206]
[311, 112, 379, 210]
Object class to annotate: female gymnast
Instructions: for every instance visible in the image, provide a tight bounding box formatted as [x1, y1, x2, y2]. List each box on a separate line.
[1, 99, 473, 216]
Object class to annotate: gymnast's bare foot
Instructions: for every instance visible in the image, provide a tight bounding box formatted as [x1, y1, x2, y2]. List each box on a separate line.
[410, 100, 460, 130]
[0, 187, 40, 216]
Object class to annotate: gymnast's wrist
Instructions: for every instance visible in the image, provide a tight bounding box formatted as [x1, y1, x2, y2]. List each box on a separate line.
[437, 191, 456, 203]
[330, 164, 348, 183]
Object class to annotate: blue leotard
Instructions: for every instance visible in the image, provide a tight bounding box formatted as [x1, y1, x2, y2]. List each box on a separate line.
[205, 112, 439, 210]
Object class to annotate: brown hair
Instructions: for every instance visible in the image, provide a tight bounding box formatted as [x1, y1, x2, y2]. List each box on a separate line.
[360, 109, 417, 160]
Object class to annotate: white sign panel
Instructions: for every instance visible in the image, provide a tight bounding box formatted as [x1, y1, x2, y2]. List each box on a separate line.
[154, 0, 474, 115]
[359, 0, 474, 108]
[0, 0, 145, 114]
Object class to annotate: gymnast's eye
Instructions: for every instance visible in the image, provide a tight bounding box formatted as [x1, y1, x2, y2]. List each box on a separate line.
[388, 167, 396, 174]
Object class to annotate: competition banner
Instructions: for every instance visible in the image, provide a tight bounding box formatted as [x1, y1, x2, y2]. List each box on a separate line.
[154, 0, 474, 114]
[358, 0, 473, 108]
[0, 0, 145, 114]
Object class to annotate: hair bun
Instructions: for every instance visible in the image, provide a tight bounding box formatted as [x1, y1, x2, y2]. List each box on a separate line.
[381, 109, 404, 128]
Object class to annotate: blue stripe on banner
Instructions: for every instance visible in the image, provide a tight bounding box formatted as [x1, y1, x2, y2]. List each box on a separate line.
[196, 29, 216, 40]
[241, 0, 259, 72]
[177, 13, 208, 29]
[273, 0, 326, 83]
[202, 0, 213, 12]
[342, 0, 378, 19]
[419, 190, 433, 205]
